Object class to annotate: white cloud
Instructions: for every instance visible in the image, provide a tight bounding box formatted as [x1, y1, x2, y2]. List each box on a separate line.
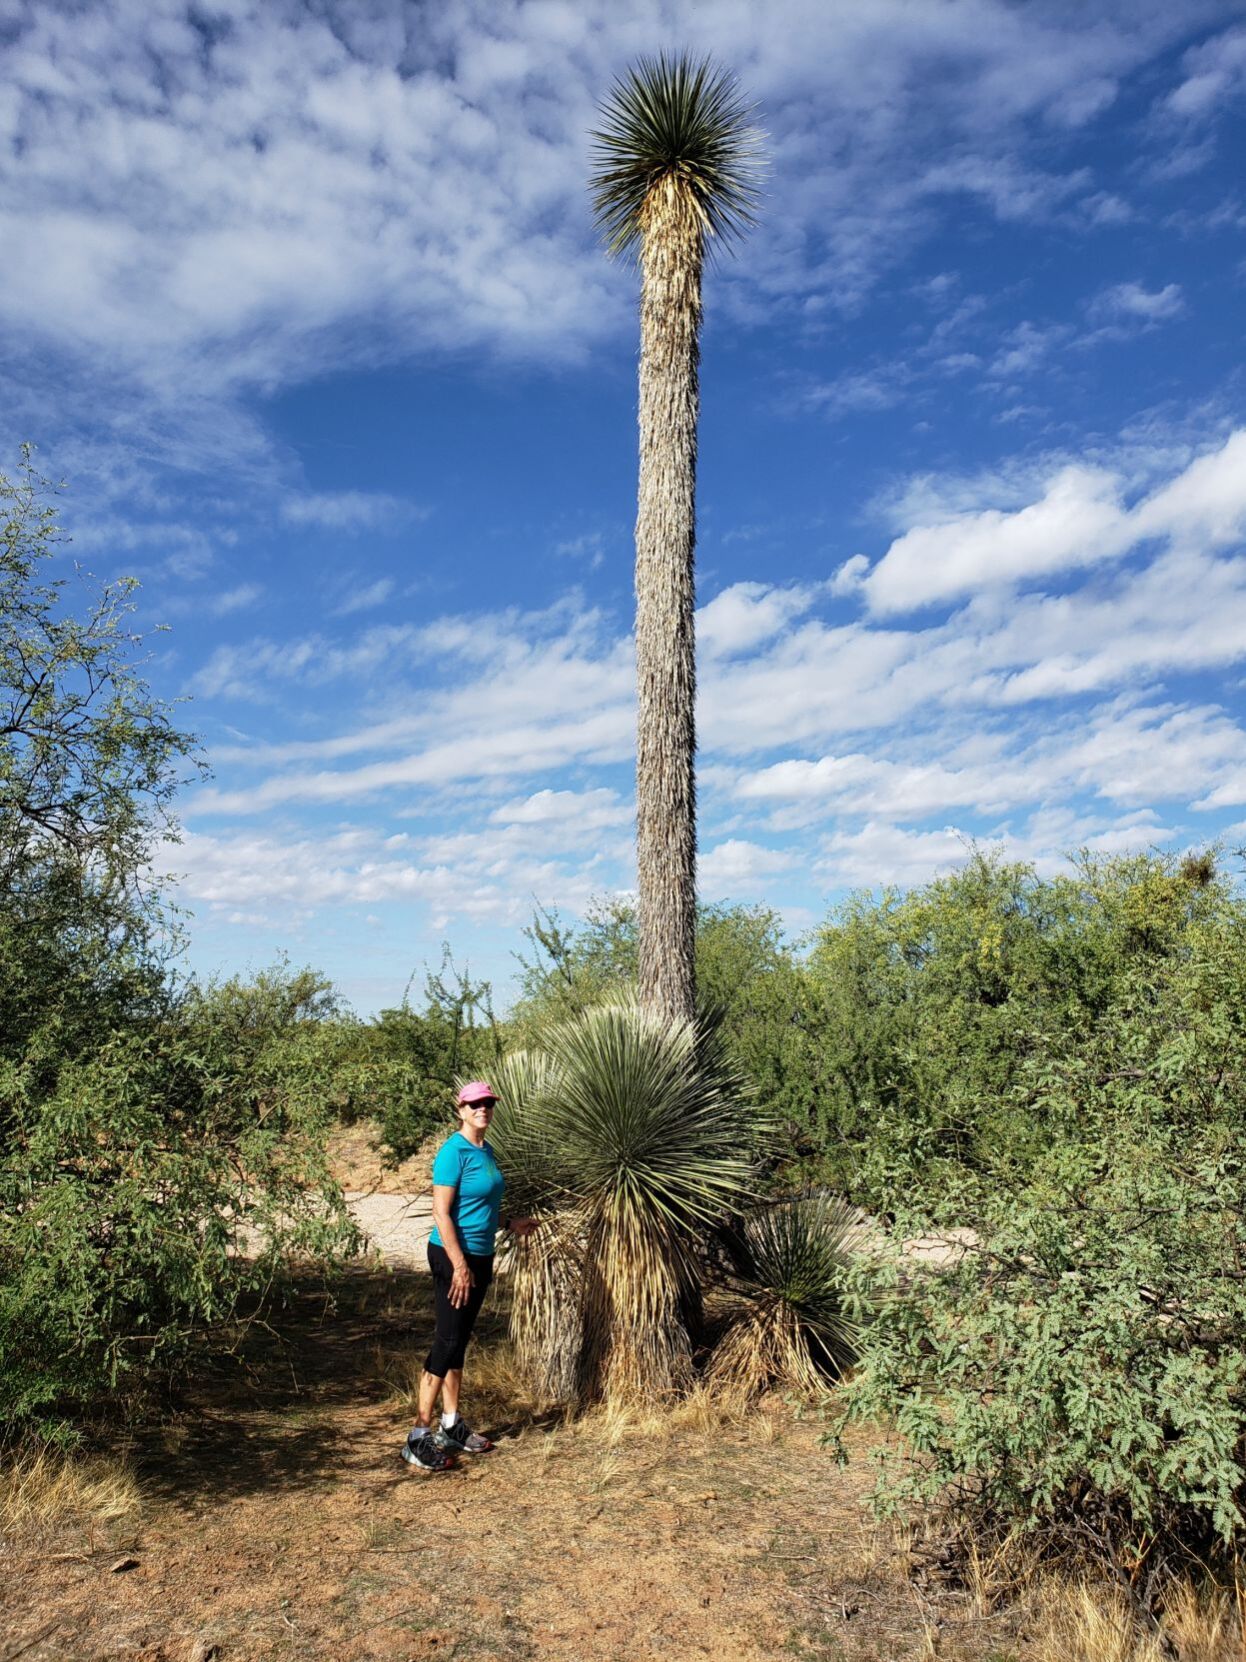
[813, 808, 1178, 891]
[863, 463, 1129, 613]
[731, 700, 1246, 824]
[281, 491, 421, 533]
[160, 420, 1246, 948]
[861, 428, 1246, 615]
[490, 787, 630, 832]
[190, 624, 424, 701]
[1134, 429, 1246, 547]
[334, 578, 396, 617]
[1165, 26, 1246, 119]
[194, 705, 634, 815]
[816, 822, 990, 889]
[0, 0, 1214, 484]
[553, 533, 607, 570]
[697, 582, 824, 659]
[699, 838, 796, 898]
[1091, 280, 1185, 322]
[163, 822, 627, 934]
[830, 555, 870, 596]
[211, 582, 263, 617]
[986, 319, 1069, 379]
[176, 425, 1246, 840]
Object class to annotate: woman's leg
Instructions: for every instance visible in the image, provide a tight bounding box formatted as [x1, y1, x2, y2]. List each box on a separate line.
[418, 1243, 461, 1426]
[417, 1367, 442, 1427]
[440, 1367, 463, 1419]
[431, 1259, 496, 1453]
[424, 1254, 492, 1426]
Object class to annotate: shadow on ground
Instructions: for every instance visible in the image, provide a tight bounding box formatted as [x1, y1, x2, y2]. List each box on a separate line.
[131, 1267, 517, 1508]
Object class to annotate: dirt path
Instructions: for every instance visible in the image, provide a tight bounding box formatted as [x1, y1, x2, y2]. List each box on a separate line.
[0, 1266, 1018, 1662]
[3, 1139, 1000, 1662]
[346, 1192, 435, 1267]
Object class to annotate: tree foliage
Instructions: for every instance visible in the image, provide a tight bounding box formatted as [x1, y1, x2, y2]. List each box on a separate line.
[840, 854, 1246, 1590]
[0, 448, 198, 896]
[0, 459, 357, 1437]
[803, 849, 1229, 1208]
[360, 951, 502, 1161]
[513, 898, 813, 1165]
[1, 966, 360, 1432]
[589, 52, 762, 256]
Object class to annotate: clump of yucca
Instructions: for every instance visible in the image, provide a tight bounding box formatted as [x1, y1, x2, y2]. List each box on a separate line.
[494, 998, 755, 1406]
[709, 1194, 866, 1400]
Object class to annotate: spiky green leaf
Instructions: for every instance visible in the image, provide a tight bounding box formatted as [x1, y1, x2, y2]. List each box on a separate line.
[589, 52, 763, 257]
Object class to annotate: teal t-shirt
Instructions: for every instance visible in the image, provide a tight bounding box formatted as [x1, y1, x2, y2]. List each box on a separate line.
[429, 1133, 505, 1257]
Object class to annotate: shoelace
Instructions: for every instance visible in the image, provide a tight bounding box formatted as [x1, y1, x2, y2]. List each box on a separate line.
[410, 1431, 449, 1462]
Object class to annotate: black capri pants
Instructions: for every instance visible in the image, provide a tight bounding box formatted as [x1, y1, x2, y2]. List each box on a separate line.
[425, 1241, 494, 1376]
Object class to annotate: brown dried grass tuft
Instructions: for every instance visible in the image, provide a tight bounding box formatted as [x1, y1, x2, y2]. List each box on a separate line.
[0, 1442, 143, 1540]
[580, 1215, 696, 1406]
[579, 1381, 750, 1447]
[1159, 1577, 1246, 1662]
[706, 1301, 830, 1403]
[1022, 1576, 1246, 1662]
[386, 1334, 565, 1430]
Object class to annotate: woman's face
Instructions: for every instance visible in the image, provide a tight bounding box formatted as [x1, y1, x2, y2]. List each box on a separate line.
[458, 1097, 496, 1131]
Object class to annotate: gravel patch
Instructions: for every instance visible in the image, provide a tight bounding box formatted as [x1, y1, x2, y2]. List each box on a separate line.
[344, 1191, 435, 1267]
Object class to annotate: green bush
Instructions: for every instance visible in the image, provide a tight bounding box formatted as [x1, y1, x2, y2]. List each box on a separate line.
[360, 952, 502, 1161]
[804, 850, 1228, 1209]
[0, 964, 360, 1433]
[841, 887, 1246, 1591]
[0, 458, 359, 1437]
[512, 897, 817, 1167]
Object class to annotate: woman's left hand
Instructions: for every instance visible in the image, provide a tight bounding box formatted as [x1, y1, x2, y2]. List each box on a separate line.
[507, 1216, 540, 1237]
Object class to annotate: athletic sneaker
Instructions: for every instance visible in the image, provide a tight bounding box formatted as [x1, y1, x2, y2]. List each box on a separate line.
[402, 1428, 453, 1473]
[434, 1419, 494, 1455]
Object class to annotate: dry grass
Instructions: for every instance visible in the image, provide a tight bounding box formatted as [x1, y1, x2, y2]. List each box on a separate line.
[0, 1441, 143, 1542]
[1019, 1576, 1246, 1662]
[384, 1330, 758, 1451]
[507, 1212, 584, 1402]
[576, 1378, 754, 1444]
[835, 1519, 915, 1586]
[707, 1301, 833, 1402]
[1161, 1578, 1246, 1662]
[386, 1332, 568, 1430]
[962, 1530, 1042, 1618]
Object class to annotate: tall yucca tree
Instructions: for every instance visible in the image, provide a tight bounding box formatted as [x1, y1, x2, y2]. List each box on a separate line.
[590, 55, 762, 1024]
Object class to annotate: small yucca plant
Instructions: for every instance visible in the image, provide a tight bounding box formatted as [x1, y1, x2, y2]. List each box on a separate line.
[709, 1194, 866, 1400]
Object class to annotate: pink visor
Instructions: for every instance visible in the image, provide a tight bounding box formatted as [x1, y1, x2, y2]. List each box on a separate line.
[456, 1081, 498, 1106]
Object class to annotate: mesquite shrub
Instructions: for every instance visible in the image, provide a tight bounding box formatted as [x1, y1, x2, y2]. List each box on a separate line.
[842, 872, 1246, 1589]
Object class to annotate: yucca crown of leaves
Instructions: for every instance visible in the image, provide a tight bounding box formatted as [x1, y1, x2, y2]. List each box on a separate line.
[589, 52, 763, 257]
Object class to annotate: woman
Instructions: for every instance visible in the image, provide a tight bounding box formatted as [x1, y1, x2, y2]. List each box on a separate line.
[402, 1080, 534, 1472]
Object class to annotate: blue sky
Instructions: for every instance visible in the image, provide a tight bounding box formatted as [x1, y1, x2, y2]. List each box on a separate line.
[5, 0, 1246, 1013]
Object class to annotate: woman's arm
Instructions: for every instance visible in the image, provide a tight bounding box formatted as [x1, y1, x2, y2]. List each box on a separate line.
[501, 1214, 539, 1236]
[431, 1183, 475, 1308]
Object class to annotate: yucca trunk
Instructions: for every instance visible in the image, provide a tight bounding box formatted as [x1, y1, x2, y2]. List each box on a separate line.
[508, 1213, 583, 1403]
[634, 176, 702, 1027]
[581, 1211, 696, 1403]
